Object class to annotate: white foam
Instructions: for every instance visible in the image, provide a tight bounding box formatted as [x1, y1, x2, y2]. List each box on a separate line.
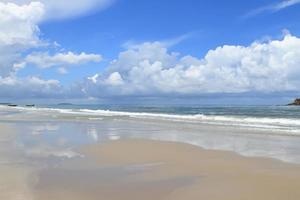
[2, 105, 300, 134]
[76, 109, 300, 132]
[25, 147, 82, 159]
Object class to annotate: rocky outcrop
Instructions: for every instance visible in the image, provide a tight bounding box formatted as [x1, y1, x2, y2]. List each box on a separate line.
[288, 99, 300, 106]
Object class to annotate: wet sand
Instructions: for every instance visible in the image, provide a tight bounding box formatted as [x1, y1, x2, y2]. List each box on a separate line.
[0, 124, 36, 200]
[34, 139, 300, 200]
[1, 118, 300, 200]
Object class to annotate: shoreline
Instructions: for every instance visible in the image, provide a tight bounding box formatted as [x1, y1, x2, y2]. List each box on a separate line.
[1, 105, 300, 164]
[2, 105, 300, 135]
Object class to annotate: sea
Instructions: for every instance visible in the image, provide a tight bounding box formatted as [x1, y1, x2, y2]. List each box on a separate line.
[1, 104, 300, 164]
[42, 104, 300, 133]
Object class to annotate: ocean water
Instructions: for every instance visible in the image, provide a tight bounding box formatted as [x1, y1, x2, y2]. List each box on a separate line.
[2, 104, 300, 164]
[38, 104, 300, 134]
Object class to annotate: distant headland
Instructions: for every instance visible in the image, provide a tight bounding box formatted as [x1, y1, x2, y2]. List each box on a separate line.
[287, 99, 300, 106]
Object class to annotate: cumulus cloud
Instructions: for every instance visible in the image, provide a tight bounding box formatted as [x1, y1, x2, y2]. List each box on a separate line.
[105, 72, 124, 86]
[0, 1, 44, 46]
[82, 33, 300, 97]
[25, 51, 102, 69]
[1, 0, 115, 20]
[0, 1, 44, 77]
[0, 2, 66, 98]
[0, 2, 104, 98]
[0, 76, 62, 98]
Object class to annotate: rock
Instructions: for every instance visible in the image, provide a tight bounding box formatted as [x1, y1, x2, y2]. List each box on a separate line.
[287, 99, 300, 106]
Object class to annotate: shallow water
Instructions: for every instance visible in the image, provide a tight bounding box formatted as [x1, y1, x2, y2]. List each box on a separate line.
[9, 104, 300, 133]
[1, 105, 300, 199]
[1, 106, 300, 164]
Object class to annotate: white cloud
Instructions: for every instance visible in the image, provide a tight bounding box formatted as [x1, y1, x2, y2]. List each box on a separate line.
[0, 2, 64, 99]
[0, 2, 44, 46]
[0, 2, 104, 98]
[105, 72, 124, 86]
[122, 32, 196, 49]
[244, 0, 300, 18]
[83, 33, 300, 97]
[87, 73, 100, 84]
[25, 51, 102, 69]
[1, 0, 115, 20]
[0, 76, 62, 98]
[0, 2, 64, 98]
[0, 2, 44, 77]
[272, 0, 300, 11]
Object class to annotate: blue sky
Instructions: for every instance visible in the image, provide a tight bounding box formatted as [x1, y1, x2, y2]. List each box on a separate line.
[40, 0, 300, 57]
[40, 0, 300, 62]
[1, 0, 300, 103]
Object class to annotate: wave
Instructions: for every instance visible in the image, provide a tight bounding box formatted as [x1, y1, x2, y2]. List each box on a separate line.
[3, 105, 300, 133]
[73, 109, 300, 129]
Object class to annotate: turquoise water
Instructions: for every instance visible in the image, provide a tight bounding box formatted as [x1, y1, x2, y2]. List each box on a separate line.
[44, 104, 300, 118]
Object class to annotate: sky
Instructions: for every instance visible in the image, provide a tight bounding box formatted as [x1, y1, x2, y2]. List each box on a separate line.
[1, 0, 300, 104]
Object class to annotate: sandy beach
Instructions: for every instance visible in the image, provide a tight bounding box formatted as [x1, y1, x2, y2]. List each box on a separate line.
[1, 107, 300, 200]
[33, 139, 300, 200]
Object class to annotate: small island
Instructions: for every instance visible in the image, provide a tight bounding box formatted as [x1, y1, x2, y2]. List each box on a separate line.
[287, 98, 300, 106]
[58, 103, 73, 106]
[25, 104, 35, 107]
